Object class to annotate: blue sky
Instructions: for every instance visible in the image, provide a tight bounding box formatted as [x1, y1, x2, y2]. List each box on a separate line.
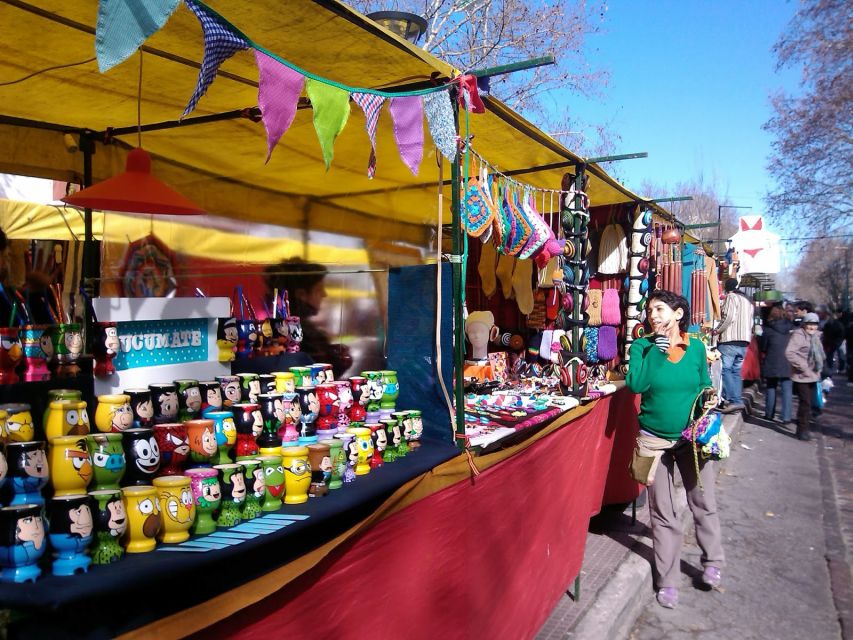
[547, 0, 802, 216]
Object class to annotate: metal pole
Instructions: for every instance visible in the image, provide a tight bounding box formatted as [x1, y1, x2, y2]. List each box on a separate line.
[80, 133, 99, 349]
[449, 90, 466, 446]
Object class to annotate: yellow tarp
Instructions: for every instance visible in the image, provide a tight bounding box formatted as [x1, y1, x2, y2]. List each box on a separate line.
[0, 0, 659, 244]
[0, 199, 372, 265]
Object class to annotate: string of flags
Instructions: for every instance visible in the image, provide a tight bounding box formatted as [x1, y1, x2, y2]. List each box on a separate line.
[94, 0, 486, 177]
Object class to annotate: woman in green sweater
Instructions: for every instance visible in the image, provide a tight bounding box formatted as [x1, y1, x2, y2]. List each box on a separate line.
[627, 290, 724, 609]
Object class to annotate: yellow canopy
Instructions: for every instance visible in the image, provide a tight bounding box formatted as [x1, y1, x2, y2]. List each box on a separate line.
[0, 0, 660, 244]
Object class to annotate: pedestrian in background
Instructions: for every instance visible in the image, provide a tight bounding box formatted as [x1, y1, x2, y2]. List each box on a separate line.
[627, 291, 724, 610]
[793, 300, 813, 327]
[714, 278, 755, 412]
[822, 309, 844, 374]
[759, 305, 793, 424]
[785, 312, 825, 441]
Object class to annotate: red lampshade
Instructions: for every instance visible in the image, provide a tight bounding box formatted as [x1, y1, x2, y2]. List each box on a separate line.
[62, 148, 204, 215]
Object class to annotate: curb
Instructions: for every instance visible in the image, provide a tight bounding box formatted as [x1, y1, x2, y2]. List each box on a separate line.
[568, 407, 747, 639]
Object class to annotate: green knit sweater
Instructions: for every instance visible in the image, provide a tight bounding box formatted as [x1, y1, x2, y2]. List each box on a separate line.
[626, 336, 711, 440]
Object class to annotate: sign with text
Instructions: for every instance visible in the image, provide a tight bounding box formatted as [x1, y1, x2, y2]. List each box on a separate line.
[113, 319, 209, 371]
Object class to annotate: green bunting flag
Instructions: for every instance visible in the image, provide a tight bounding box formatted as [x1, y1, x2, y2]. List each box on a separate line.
[306, 79, 351, 170]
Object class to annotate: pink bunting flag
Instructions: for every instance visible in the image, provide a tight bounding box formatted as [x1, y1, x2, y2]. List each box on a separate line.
[255, 51, 305, 162]
[352, 92, 385, 178]
[389, 96, 424, 176]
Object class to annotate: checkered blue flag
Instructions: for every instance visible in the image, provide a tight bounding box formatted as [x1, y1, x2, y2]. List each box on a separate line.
[182, 0, 249, 118]
[352, 92, 385, 178]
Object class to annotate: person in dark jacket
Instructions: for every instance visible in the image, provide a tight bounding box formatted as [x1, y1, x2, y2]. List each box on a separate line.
[759, 305, 793, 423]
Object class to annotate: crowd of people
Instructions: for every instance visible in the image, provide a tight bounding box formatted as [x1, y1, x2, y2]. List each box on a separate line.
[757, 299, 851, 441]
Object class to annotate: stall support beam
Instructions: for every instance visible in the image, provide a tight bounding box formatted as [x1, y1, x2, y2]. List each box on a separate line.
[570, 163, 587, 396]
[80, 132, 100, 348]
[450, 93, 466, 446]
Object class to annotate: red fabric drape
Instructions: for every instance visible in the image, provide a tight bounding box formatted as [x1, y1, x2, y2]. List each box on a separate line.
[202, 391, 641, 640]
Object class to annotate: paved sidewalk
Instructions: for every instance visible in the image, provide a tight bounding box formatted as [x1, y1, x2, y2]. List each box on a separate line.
[536, 409, 744, 640]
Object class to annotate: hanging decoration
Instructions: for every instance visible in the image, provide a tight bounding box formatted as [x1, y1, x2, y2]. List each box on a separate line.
[255, 51, 305, 163]
[95, 0, 180, 72]
[306, 80, 352, 170]
[182, 0, 250, 118]
[423, 91, 457, 162]
[352, 92, 386, 178]
[93, 0, 489, 177]
[390, 97, 425, 176]
[120, 234, 178, 297]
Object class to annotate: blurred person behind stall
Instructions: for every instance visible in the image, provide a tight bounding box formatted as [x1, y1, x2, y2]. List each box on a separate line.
[821, 309, 844, 374]
[713, 278, 755, 412]
[759, 304, 794, 425]
[793, 300, 813, 327]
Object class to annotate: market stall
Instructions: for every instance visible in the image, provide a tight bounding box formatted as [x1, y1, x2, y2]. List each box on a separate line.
[0, 0, 660, 636]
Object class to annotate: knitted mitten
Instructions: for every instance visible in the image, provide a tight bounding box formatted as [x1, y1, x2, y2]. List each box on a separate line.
[512, 258, 534, 314]
[478, 241, 498, 297]
[496, 253, 516, 299]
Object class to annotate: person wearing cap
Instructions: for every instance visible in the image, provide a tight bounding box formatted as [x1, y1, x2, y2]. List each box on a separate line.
[784, 312, 825, 441]
[713, 278, 754, 412]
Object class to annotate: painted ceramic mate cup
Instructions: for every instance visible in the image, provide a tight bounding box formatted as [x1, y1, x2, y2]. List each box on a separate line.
[258, 455, 285, 511]
[214, 463, 245, 527]
[86, 433, 126, 491]
[273, 371, 296, 394]
[44, 399, 90, 441]
[121, 485, 161, 553]
[1, 404, 34, 443]
[207, 410, 237, 465]
[307, 443, 331, 497]
[0, 327, 22, 385]
[89, 489, 125, 565]
[185, 419, 217, 467]
[233, 403, 261, 459]
[125, 388, 154, 429]
[121, 428, 161, 486]
[199, 380, 224, 413]
[48, 435, 92, 497]
[7, 441, 48, 506]
[0, 503, 46, 583]
[216, 375, 241, 407]
[321, 438, 343, 490]
[280, 448, 310, 505]
[150, 383, 179, 425]
[185, 467, 221, 536]
[175, 379, 202, 422]
[94, 394, 133, 434]
[46, 493, 93, 576]
[154, 423, 189, 476]
[238, 459, 263, 520]
[42, 389, 81, 434]
[347, 427, 373, 476]
[153, 475, 195, 544]
[20, 325, 50, 382]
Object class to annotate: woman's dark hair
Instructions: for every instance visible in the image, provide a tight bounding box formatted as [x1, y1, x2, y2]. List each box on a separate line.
[646, 290, 690, 332]
[767, 305, 785, 322]
[264, 258, 327, 299]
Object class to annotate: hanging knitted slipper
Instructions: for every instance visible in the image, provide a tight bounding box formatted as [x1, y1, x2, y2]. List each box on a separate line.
[506, 188, 532, 256]
[500, 185, 519, 255]
[520, 192, 549, 259]
[466, 170, 496, 238]
[488, 175, 507, 250]
[461, 178, 490, 237]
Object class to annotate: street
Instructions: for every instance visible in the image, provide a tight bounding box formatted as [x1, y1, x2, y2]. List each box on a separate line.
[628, 375, 852, 640]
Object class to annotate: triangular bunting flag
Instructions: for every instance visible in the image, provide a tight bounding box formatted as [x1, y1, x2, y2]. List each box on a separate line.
[306, 79, 351, 170]
[390, 96, 424, 176]
[352, 92, 385, 178]
[182, 0, 249, 118]
[96, 0, 180, 72]
[256, 51, 305, 162]
[424, 91, 457, 161]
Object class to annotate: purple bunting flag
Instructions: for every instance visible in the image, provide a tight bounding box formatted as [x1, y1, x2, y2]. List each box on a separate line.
[389, 96, 424, 176]
[255, 51, 305, 162]
[424, 91, 457, 161]
[182, 0, 249, 118]
[96, 0, 180, 72]
[352, 92, 385, 179]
